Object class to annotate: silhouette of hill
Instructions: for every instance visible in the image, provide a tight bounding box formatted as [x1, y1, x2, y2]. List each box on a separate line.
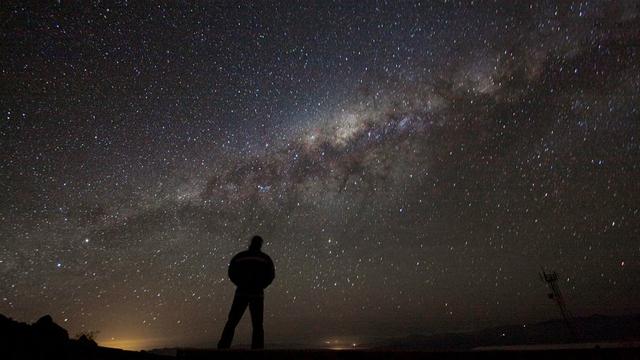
[369, 314, 640, 350]
[0, 313, 168, 360]
[3, 312, 639, 359]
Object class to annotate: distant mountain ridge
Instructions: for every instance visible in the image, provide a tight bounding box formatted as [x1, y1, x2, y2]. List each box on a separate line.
[0, 313, 166, 359]
[3, 312, 639, 358]
[369, 314, 640, 350]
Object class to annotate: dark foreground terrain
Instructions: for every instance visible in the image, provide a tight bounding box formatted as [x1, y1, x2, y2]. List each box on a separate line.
[2, 313, 639, 359]
[177, 348, 639, 360]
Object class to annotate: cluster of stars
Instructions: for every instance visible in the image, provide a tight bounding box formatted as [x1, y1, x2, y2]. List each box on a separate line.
[1, 0, 639, 350]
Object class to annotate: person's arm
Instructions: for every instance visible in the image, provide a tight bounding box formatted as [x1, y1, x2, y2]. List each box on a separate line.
[266, 256, 275, 286]
[228, 255, 239, 285]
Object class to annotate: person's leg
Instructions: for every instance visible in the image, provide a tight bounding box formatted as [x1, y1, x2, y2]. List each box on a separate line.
[217, 294, 249, 349]
[248, 296, 264, 349]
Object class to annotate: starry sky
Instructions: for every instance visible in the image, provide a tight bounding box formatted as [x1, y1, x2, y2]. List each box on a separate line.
[1, 0, 639, 351]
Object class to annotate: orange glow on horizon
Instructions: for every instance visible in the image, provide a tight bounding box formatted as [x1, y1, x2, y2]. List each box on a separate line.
[99, 336, 172, 351]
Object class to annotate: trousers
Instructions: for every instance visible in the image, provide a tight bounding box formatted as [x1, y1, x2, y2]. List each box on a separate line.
[217, 292, 264, 349]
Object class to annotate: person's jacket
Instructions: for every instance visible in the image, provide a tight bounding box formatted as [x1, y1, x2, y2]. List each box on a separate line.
[228, 250, 275, 295]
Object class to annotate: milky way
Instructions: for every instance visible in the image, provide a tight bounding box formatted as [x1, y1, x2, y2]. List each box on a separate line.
[1, 1, 639, 350]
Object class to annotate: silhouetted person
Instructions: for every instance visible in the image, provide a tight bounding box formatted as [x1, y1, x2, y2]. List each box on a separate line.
[218, 235, 275, 349]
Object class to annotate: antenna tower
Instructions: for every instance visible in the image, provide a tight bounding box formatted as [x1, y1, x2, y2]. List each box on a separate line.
[539, 268, 577, 341]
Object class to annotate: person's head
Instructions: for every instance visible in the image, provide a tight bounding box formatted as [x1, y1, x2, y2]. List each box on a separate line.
[249, 235, 263, 251]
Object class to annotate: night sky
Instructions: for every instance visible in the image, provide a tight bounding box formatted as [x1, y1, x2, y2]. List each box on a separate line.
[1, 1, 639, 350]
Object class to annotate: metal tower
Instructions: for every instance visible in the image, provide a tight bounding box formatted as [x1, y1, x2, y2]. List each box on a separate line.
[539, 268, 578, 341]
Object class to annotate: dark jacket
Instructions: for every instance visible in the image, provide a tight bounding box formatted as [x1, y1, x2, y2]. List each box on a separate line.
[228, 250, 275, 295]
